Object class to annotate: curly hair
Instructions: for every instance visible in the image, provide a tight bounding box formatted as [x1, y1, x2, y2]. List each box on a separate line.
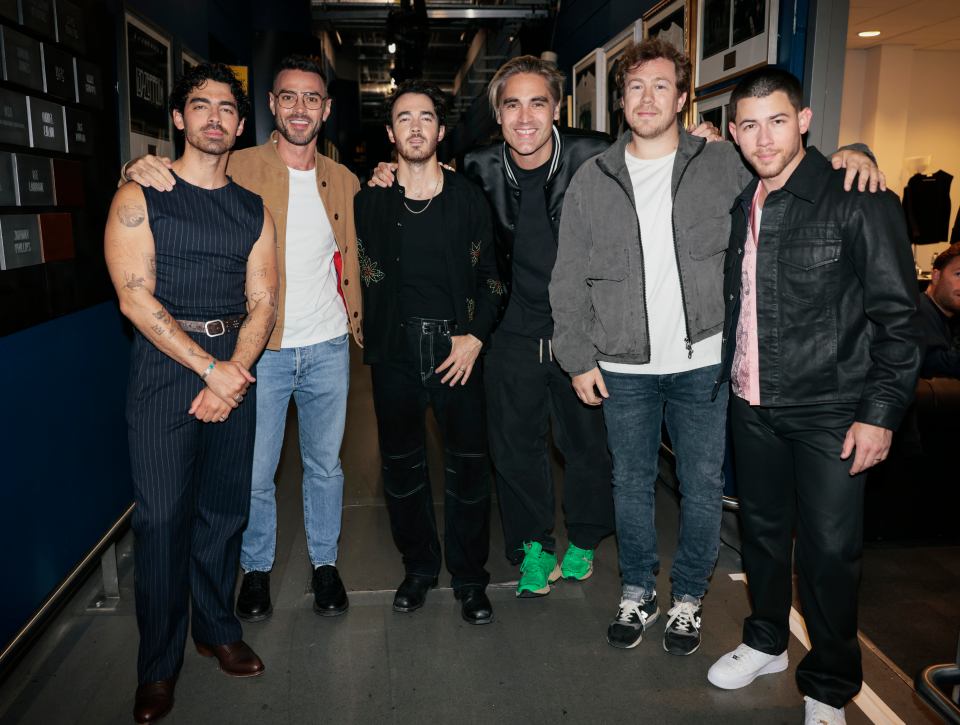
[384, 79, 448, 127]
[615, 38, 691, 104]
[169, 63, 250, 120]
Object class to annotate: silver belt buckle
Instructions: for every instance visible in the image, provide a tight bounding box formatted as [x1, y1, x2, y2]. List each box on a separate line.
[204, 319, 226, 337]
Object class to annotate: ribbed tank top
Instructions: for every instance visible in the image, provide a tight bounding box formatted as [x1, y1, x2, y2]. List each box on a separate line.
[142, 172, 265, 319]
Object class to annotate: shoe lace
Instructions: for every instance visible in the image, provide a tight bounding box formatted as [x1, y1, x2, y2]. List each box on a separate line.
[728, 643, 764, 670]
[666, 600, 699, 633]
[615, 599, 642, 624]
[520, 546, 542, 574]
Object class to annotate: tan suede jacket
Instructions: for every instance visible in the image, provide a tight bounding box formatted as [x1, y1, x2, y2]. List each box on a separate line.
[226, 132, 363, 350]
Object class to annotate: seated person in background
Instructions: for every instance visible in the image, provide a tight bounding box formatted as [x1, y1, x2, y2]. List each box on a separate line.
[918, 243, 960, 378]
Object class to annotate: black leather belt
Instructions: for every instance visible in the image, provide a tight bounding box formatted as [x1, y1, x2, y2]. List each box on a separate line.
[176, 315, 246, 337]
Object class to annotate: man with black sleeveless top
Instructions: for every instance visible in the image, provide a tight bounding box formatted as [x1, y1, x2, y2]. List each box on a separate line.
[355, 81, 502, 624]
[105, 64, 277, 723]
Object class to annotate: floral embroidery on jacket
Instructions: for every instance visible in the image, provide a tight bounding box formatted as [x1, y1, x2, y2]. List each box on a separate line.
[470, 240, 481, 267]
[466, 297, 475, 322]
[486, 278, 505, 296]
[357, 239, 384, 286]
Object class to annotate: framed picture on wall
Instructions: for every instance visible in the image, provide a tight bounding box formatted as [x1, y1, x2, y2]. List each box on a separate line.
[603, 20, 642, 136]
[181, 49, 203, 75]
[692, 87, 734, 140]
[644, 0, 690, 55]
[123, 12, 174, 161]
[695, 0, 777, 91]
[572, 48, 604, 132]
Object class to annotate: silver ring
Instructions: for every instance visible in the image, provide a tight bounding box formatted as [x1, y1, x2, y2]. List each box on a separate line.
[235, 394, 243, 402]
[458, 366, 465, 372]
[219, 416, 227, 422]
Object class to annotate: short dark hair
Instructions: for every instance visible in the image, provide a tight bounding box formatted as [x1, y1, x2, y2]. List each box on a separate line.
[169, 63, 250, 119]
[933, 242, 960, 271]
[384, 80, 447, 127]
[616, 38, 692, 106]
[273, 54, 327, 89]
[730, 67, 803, 121]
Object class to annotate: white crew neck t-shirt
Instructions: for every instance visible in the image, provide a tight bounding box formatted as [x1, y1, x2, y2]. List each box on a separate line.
[280, 167, 348, 348]
[598, 148, 721, 375]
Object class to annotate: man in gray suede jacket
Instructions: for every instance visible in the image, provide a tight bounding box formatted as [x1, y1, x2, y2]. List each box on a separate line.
[549, 38, 881, 658]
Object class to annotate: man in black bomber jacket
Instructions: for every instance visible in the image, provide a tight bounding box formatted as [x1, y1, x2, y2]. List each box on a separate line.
[355, 81, 502, 626]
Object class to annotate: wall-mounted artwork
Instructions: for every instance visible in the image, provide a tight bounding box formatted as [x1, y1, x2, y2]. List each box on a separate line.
[572, 48, 603, 131]
[696, 0, 777, 91]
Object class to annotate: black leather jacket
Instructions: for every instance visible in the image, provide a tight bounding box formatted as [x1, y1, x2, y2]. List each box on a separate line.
[462, 126, 611, 292]
[719, 148, 921, 430]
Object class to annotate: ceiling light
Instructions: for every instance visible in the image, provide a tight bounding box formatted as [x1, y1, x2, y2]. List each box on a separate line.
[858, 30, 881, 38]
[388, 42, 397, 54]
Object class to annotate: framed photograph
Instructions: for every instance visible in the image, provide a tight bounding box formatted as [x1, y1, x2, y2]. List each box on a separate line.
[696, 0, 777, 91]
[644, 0, 689, 54]
[181, 49, 203, 76]
[572, 49, 603, 131]
[123, 12, 173, 161]
[603, 20, 642, 136]
[692, 87, 733, 141]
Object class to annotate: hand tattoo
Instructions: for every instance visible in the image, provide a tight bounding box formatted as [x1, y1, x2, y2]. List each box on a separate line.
[118, 203, 146, 227]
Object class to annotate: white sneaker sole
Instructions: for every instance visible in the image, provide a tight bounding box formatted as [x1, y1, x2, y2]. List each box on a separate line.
[707, 651, 789, 690]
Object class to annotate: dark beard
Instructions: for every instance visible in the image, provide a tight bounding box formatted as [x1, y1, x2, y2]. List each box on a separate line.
[275, 114, 320, 146]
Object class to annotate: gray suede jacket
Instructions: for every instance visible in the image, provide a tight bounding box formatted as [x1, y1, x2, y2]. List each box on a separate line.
[550, 125, 751, 376]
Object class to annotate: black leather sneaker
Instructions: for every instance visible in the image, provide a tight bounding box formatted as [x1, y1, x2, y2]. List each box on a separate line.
[312, 565, 348, 616]
[236, 571, 272, 622]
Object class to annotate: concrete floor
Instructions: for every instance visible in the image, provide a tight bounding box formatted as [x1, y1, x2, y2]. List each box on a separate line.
[0, 348, 951, 724]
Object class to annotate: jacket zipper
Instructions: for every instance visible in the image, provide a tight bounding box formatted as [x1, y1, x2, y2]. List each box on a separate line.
[606, 169, 651, 361]
[670, 154, 695, 359]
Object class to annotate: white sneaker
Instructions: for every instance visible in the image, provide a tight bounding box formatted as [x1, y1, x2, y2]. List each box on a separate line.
[707, 643, 788, 689]
[804, 696, 846, 724]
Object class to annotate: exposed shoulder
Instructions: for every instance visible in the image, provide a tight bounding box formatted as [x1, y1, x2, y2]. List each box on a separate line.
[112, 182, 149, 227]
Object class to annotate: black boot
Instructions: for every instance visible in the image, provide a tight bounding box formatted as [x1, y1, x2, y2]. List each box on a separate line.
[236, 571, 272, 622]
[312, 565, 349, 616]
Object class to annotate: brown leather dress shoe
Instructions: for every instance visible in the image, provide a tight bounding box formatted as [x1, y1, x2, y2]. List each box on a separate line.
[195, 640, 265, 677]
[133, 679, 175, 723]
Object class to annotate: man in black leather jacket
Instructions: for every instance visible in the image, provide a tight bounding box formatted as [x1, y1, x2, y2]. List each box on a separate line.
[708, 68, 920, 725]
[460, 56, 616, 596]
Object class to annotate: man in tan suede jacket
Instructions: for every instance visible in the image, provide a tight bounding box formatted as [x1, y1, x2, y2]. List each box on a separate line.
[125, 55, 361, 621]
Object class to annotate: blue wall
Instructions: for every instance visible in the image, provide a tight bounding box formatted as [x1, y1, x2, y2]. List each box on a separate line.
[0, 303, 132, 652]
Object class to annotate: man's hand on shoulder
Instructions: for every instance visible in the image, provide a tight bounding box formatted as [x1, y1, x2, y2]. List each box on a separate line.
[688, 120, 722, 143]
[368, 162, 397, 188]
[831, 149, 886, 193]
[122, 154, 176, 192]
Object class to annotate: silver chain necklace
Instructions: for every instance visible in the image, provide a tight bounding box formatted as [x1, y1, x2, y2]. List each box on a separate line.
[402, 172, 443, 215]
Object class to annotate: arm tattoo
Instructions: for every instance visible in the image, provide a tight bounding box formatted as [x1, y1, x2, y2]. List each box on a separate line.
[187, 347, 206, 358]
[149, 323, 165, 338]
[123, 272, 146, 290]
[151, 308, 172, 325]
[144, 255, 157, 278]
[118, 203, 146, 227]
[250, 266, 267, 279]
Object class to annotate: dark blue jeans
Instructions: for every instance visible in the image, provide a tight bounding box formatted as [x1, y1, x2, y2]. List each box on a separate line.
[602, 364, 728, 599]
[370, 318, 491, 590]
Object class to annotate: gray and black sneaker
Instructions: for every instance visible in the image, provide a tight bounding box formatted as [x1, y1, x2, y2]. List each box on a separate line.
[606, 591, 660, 649]
[663, 594, 703, 655]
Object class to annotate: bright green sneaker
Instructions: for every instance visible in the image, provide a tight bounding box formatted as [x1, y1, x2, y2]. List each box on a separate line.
[560, 544, 595, 581]
[516, 541, 561, 598]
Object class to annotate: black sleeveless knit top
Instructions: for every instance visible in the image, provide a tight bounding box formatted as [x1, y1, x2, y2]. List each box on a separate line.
[142, 172, 264, 319]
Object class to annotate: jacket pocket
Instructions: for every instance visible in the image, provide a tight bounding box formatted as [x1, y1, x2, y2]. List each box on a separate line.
[777, 228, 842, 307]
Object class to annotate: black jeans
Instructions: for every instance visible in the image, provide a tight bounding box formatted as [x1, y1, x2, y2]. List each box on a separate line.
[484, 331, 614, 561]
[370, 318, 491, 590]
[730, 394, 865, 708]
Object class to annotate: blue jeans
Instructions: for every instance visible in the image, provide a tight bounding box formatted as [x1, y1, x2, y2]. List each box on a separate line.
[602, 364, 728, 599]
[240, 334, 350, 571]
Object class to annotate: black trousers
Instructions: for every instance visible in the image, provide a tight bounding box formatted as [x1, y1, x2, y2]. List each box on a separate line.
[127, 331, 255, 684]
[484, 331, 614, 561]
[730, 394, 865, 707]
[370, 318, 491, 590]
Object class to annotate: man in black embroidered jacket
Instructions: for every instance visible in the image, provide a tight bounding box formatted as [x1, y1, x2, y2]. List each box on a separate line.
[354, 81, 501, 624]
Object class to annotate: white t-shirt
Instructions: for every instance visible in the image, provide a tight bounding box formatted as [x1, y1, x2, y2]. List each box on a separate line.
[598, 148, 721, 375]
[280, 167, 348, 348]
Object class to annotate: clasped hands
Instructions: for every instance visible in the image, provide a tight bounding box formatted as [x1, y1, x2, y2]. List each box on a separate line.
[188, 360, 256, 423]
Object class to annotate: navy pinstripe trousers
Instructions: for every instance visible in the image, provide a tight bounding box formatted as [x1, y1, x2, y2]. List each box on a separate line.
[127, 329, 255, 684]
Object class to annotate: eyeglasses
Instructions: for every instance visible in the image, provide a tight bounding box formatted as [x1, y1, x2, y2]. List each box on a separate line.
[273, 90, 328, 110]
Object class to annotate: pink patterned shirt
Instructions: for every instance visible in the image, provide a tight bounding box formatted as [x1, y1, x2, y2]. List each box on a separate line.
[731, 185, 764, 405]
